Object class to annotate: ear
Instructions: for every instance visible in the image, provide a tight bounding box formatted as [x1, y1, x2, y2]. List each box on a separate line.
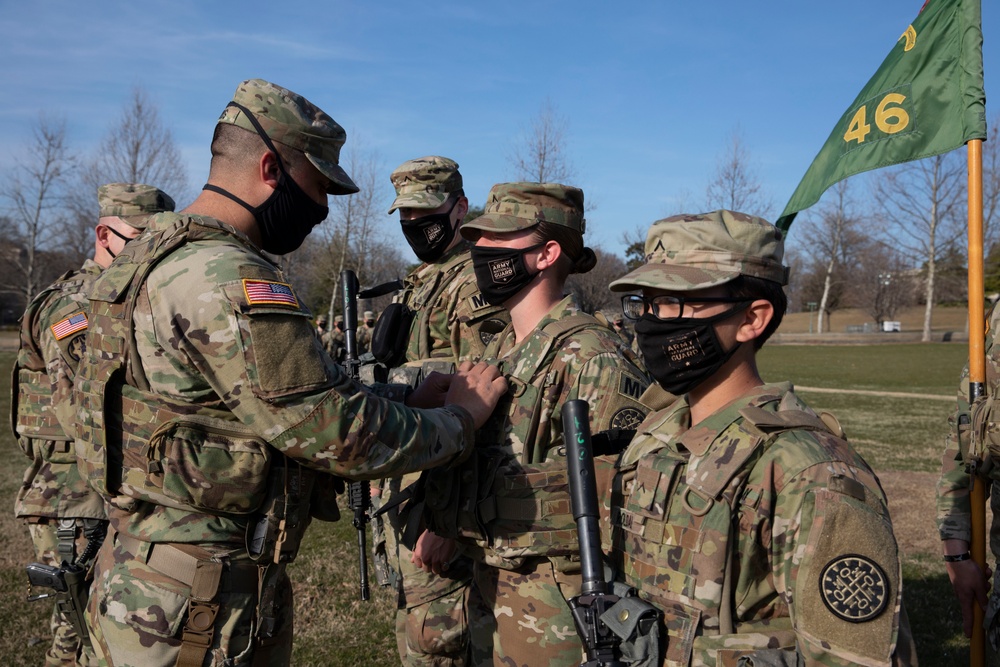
[453, 196, 469, 222]
[259, 150, 282, 189]
[534, 239, 562, 270]
[95, 223, 111, 249]
[735, 299, 774, 344]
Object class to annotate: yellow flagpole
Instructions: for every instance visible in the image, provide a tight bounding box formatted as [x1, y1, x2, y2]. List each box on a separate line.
[968, 137, 986, 667]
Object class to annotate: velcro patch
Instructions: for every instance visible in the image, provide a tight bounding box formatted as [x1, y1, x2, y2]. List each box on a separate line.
[819, 554, 889, 623]
[51, 312, 88, 340]
[611, 407, 645, 431]
[619, 373, 645, 400]
[242, 279, 299, 307]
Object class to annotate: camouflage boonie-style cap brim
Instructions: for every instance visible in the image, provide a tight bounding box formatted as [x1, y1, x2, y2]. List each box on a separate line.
[609, 210, 788, 292]
[217, 79, 358, 196]
[388, 156, 463, 213]
[460, 182, 585, 239]
[98, 183, 175, 229]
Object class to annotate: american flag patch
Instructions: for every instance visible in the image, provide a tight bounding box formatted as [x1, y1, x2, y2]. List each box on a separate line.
[243, 279, 299, 307]
[51, 312, 88, 340]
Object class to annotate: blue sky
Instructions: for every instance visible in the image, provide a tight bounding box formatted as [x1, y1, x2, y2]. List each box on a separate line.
[1, 0, 996, 262]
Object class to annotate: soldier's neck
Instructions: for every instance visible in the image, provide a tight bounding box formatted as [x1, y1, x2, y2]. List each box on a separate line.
[687, 350, 763, 426]
[184, 190, 262, 247]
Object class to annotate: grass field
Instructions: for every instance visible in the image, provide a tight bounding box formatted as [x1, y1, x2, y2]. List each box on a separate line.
[0, 345, 979, 665]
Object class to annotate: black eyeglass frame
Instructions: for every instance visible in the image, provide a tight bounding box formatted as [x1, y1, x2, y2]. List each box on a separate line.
[620, 294, 752, 321]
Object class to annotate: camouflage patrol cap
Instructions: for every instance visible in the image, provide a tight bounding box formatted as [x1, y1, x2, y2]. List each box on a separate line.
[217, 79, 359, 195]
[388, 156, 463, 213]
[98, 183, 175, 229]
[461, 182, 585, 239]
[334, 314, 344, 323]
[363, 310, 375, 319]
[609, 210, 788, 292]
[317, 315, 328, 325]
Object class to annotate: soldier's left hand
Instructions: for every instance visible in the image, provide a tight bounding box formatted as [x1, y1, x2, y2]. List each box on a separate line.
[406, 371, 453, 409]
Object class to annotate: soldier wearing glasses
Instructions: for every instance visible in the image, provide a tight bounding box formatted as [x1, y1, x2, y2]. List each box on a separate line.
[604, 210, 916, 666]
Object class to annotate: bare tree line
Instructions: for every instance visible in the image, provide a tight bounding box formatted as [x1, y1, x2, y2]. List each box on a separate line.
[3, 91, 997, 337]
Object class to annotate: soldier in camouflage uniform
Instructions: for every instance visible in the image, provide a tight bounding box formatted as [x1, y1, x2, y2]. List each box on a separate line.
[937, 305, 1000, 654]
[605, 210, 916, 666]
[377, 157, 509, 667]
[71, 79, 506, 667]
[421, 182, 651, 666]
[357, 310, 375, 354]
[13, 183, 174, 666]
[322, 314, 346, 361]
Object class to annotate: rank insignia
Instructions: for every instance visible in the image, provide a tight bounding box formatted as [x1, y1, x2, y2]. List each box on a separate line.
[243, 279, 299, 307]
[820, 554, 889, 622]
[51, 312, 88, 340]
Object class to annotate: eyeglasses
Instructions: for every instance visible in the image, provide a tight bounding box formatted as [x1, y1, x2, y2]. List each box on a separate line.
[620, 294, 751, 321]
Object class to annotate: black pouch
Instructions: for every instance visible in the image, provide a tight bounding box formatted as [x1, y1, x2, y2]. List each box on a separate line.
[370, 302, 415, 367]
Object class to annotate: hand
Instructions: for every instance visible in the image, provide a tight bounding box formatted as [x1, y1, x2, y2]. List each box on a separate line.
[411, 530, 458, 575]
[407, 371, 453, 409]
[944, 541, 991, 638]
[445, 361, 507, 429]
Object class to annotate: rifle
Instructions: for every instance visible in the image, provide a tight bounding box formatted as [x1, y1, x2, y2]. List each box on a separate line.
[26, 520, 107, 652]
[563, 399, 625, 667]
[342, 269, 371, 601]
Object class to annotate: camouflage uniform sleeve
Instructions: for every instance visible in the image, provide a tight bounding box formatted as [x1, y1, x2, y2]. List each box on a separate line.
[768, 451, 905, 666]
[547, 348, 650, 459]
[140, 244, 474, 480]
[37, 292, 88, 434]
[936, 364, 973, 542]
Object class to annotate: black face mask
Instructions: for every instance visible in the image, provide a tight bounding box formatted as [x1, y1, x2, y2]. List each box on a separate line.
[470, 242, 545, 306]
[203, 102, 329, 255]
[400, 199, 458, 263]
[634, 304, 749, 395]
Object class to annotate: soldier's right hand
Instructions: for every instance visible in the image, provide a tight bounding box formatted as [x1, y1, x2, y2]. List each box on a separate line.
[445, 361, 507, 429]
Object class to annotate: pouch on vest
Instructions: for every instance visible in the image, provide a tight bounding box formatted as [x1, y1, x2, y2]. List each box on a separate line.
[370, 303, 414, 367]
[247, 461, 315, 564]
[135, 415, 272, 515]
[12, 364, 72, 459]
[970, 396, 1000, 480]
[601, 580, 663, 667]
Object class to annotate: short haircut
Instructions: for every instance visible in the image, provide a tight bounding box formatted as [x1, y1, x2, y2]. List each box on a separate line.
[727, 275, 787, 349]
[209, 123, 305, 178]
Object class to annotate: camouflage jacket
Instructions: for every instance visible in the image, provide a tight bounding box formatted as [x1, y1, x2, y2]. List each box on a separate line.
[426, 295, 651, 569]
[937, 303, 1000, 553]
[395, 241, 508, 364]
[609, 383, 914, 666]
[13, 260, 106, 520]
[73, 212, 475, 547]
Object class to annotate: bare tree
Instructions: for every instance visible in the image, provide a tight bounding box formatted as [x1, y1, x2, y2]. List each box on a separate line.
[507, 99, 575, 184]
[94, 87, 188, 197]
[704, 127, 772, 217]
[566, 247, 627, 314]
[798, 180, 866, 332]
[2, 116, 75, 302]
[62, 88, 189, 263]
[874, 152, 966, 341]
[620, 226, 647, 272]
[851, 243, 914, 328]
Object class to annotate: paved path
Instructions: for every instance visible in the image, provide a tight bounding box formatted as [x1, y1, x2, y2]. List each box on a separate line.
[796, 385, 953, 402]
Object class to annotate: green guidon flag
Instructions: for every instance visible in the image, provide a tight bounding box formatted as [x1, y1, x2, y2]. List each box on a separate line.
[777, 0, 986, 231]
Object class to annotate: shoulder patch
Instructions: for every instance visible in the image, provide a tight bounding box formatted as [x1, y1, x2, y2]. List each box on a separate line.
[819, 554, 889, 623]
[242, 279, 299, 307]
[51, 312, 88, 340]
[65, 333, 87, 362]
[610, 407, 645, 430]
[480, 317, 508, 346]
[620, 373, 645, 400]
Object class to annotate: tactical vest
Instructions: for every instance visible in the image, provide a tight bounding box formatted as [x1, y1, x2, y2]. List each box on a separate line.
[393, 247, 472, 361]
[427, 314, 619, 570]
[11, 271, 86, 460]
[612, 401, 846, 666]
[74, 216, 315, 561]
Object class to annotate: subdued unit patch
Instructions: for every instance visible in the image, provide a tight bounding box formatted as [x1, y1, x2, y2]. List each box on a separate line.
[820, 554, 889, 622]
